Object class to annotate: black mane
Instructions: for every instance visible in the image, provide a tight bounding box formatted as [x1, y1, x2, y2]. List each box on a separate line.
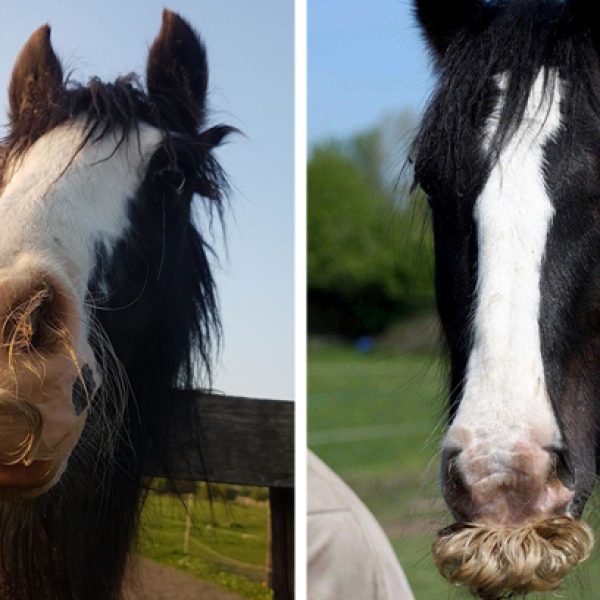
[2, 73, 233, 204]
[412, 0, 600, 200]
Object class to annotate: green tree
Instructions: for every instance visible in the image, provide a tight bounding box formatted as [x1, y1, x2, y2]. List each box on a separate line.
[308, 141, 434, 337]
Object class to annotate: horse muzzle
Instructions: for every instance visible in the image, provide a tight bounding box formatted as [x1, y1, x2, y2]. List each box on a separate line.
[441, 440, 575, 526]
[435, 435, 594, 596]
[0, 255, 98, 497]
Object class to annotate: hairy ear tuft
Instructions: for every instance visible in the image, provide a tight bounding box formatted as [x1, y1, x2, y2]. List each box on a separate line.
[9, 25, 63, 125]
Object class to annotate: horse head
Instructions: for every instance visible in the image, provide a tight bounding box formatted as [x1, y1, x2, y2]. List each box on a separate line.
[413, 0, 600, 595]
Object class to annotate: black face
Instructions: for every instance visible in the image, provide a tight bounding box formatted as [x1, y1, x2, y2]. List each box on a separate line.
[413, 0, 600, 521]
[537, 85, 600, 515]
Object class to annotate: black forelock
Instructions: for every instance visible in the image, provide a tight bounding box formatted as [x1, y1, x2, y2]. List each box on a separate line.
[0, 73, 235, 203]
[3, 75, 148, 166]
[412, 0, 600, 201]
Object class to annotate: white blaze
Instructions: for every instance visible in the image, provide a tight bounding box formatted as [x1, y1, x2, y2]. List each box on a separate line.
[445, 71, 563, 459]
[0, 118, 162, 298]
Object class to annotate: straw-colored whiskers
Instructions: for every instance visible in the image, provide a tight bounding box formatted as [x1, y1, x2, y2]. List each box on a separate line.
[433, 516, 594, 598]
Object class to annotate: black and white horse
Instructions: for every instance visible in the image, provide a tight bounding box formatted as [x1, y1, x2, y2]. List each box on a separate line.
[0, 10, 231, 599]
[412, 0, 600, 595]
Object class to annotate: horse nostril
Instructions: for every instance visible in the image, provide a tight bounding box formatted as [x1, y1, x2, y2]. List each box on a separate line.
[547, 447, 575, 490]
[441, 448, 472, 519]
[1, 282, 66, 355]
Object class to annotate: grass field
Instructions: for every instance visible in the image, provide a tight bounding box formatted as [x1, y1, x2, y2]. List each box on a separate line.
[308, 343, 600, 599]
[138, 486, 272, 600]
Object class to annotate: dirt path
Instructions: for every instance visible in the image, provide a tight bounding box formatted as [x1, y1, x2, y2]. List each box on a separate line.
[123, 557, 244, 600]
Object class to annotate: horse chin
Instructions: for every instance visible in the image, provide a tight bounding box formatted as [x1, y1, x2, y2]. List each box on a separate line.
[432, 516, 594, 599]
[0, 459, 67, 500]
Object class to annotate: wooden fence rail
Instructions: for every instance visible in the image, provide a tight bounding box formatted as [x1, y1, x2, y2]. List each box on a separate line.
[143, 392, 295, 600]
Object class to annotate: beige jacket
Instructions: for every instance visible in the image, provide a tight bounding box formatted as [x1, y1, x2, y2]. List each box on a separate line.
[308, 451, 415, 600]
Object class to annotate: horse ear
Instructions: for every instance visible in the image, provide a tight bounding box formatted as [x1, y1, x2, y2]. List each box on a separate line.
[147, 9, 208, 132]
[9, 25, 63, 125]
[413, 0, 481, 58]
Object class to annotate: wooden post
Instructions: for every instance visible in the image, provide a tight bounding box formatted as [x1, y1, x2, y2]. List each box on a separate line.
[269, 487, 294, 600]
[265, 500, 272, 586]
[183, 492, 194, 554]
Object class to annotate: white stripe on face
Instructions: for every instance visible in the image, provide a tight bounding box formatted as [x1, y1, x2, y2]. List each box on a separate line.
[444, 71, 563, 473]
[0, 119, 162, 297]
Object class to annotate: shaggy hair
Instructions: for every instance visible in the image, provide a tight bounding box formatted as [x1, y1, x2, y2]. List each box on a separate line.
[432, 517, 594, 598]
[412, 1, 600, 214]
[0, 12, 235, 599]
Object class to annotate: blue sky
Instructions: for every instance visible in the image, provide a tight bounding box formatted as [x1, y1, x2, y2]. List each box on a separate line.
[0, 1, 294, 400]
[309, 0, 434, 144]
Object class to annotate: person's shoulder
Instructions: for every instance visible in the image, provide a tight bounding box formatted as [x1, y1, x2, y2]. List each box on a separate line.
[308, 451, 356, 514]
[307, 451, 415, 600]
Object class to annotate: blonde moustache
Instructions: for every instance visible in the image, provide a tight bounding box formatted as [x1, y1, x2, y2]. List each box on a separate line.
[432, 516, 594, 598]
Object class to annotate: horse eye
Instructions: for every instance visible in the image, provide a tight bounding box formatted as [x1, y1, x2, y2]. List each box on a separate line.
[159, 167, 187, 193]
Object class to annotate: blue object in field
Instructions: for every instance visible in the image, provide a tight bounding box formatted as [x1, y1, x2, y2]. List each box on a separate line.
[355, 336, 374, 353]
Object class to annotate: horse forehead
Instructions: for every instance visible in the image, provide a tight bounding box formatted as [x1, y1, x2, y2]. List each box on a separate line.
[3, 118, 163, 193]
[491, 70, 562, 125]
[0, 119, 163, 286]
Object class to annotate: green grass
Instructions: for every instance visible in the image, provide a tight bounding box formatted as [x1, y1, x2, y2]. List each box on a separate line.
[308, 344, 600, 599]
[138, 486, 272, 600]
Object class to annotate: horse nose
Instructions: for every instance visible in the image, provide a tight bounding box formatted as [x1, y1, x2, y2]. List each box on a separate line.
[0, 278, 67, 356]
[0, 395, 42, 466]
[0, 260, 94, 494]
[441, 443, 575, 527]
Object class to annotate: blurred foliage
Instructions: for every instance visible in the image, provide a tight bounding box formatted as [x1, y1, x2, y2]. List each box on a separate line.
[153, 478, 199, 495]
[207, 484, 270, 503]
[308, 112, 434, 337]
